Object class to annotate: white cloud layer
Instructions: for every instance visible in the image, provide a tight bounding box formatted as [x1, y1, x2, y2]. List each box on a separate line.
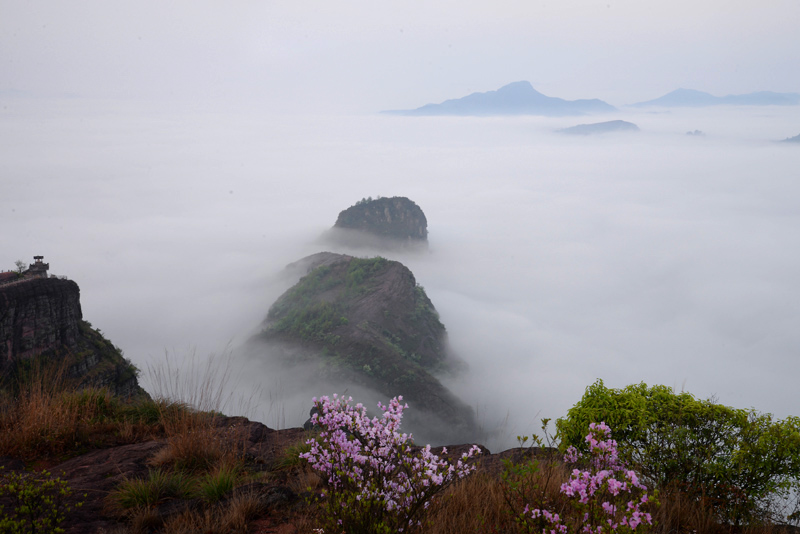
[2, 98, 798, 449]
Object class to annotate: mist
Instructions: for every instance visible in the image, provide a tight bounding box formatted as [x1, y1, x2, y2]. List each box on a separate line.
[2, 96, 798, 450]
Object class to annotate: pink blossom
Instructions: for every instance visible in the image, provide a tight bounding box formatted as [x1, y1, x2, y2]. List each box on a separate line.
[521, 422, 653, 534]
[300, 394, 481, 532]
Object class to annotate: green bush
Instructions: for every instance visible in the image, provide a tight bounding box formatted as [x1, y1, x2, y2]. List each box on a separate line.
[557, 380, 800, 525]
[0, 468, 83, 534]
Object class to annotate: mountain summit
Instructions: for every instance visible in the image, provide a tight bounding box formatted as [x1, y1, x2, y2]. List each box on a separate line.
[384, 81, 616, 116]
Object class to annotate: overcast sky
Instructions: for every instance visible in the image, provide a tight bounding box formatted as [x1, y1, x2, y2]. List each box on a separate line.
[2, 1, 799, 111]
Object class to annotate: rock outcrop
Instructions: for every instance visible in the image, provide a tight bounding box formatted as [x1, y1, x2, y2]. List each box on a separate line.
[0, 277, 147, 399]
[249, 253, 476, 444]
[326, 196, 428, 249]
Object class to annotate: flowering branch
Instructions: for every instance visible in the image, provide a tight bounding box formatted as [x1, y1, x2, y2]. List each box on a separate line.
[300, 394, 481, 533]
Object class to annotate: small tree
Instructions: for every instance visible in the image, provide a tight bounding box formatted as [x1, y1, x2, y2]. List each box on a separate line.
[14, 260, 26, 274]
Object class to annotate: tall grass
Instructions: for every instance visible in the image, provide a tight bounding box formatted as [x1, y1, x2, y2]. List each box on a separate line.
[145, 349, 238, 416]
[143, 349, 254, 473]
[0, 357, 195, 461]
[109, 469, 194, 510]
[0, 360, 148, 459]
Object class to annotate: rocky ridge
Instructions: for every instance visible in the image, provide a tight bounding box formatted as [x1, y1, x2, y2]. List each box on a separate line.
[249, 253, 476, 444]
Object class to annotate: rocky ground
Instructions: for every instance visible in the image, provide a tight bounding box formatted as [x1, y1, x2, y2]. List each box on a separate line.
[0, 413, 548, 534]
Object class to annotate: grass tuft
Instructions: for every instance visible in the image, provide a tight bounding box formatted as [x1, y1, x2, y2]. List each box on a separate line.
[195, 462, 244, 503]
[110, 469, 193, 510]
[273, 435, 314, 472]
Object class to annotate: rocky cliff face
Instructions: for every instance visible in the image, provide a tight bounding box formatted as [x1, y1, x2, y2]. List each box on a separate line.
[328, 197, 428, 249]
[0, 278, 147, 399]
[249, 253, 476, 444]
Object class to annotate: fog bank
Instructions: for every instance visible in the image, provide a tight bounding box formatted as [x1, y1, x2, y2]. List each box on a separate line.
[2, 99, 799, 450]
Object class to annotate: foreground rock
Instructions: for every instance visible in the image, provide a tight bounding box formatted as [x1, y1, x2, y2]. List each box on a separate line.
[325, 196, 428, 250]
[0, 414, 534, 534]
[0, 260, 147, 399]
[248, 253, 477, 444]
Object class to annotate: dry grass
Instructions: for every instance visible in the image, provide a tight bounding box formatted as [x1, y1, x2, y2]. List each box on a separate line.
[144, 349, 253, 472]
[0, 356, 187, 464]
[653, 486, 726, 534]
[0, 361, 159, 460]
[157, 489, 265, 534]
[420, 455, 571, 534]
[106, 349, 272, 532]
[423, 472, 510, 534]
[148, 415, 227, 471]
[145, 349, 242, 416]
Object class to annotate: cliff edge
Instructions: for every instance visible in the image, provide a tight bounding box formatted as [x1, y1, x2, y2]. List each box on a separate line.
[0, 277, 147, 399]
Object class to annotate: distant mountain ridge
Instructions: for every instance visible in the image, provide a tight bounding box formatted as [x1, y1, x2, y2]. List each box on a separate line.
[559, 120, 639, 136]
[384, 81, 616, 117]
[631, 88, 800, 107]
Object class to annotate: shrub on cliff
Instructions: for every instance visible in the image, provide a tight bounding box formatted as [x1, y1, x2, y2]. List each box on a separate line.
[557, 380, 800, 525]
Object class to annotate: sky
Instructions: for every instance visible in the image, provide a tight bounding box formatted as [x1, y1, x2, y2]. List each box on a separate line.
[2, 1, 800, 111]
[2, 1, 800, 449]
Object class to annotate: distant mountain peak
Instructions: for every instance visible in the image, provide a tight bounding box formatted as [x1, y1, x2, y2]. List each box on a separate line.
[383, 82, 615, 117]
[631, 88, 800, 107]
[496, 80, 538, 93]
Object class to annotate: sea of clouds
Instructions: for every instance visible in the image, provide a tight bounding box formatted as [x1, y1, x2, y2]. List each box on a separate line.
[2, 98, 798, 450]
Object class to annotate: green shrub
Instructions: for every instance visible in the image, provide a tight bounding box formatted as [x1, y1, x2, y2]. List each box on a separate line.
[557, 380, 800, 525]
[0, 468, 83, 534]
